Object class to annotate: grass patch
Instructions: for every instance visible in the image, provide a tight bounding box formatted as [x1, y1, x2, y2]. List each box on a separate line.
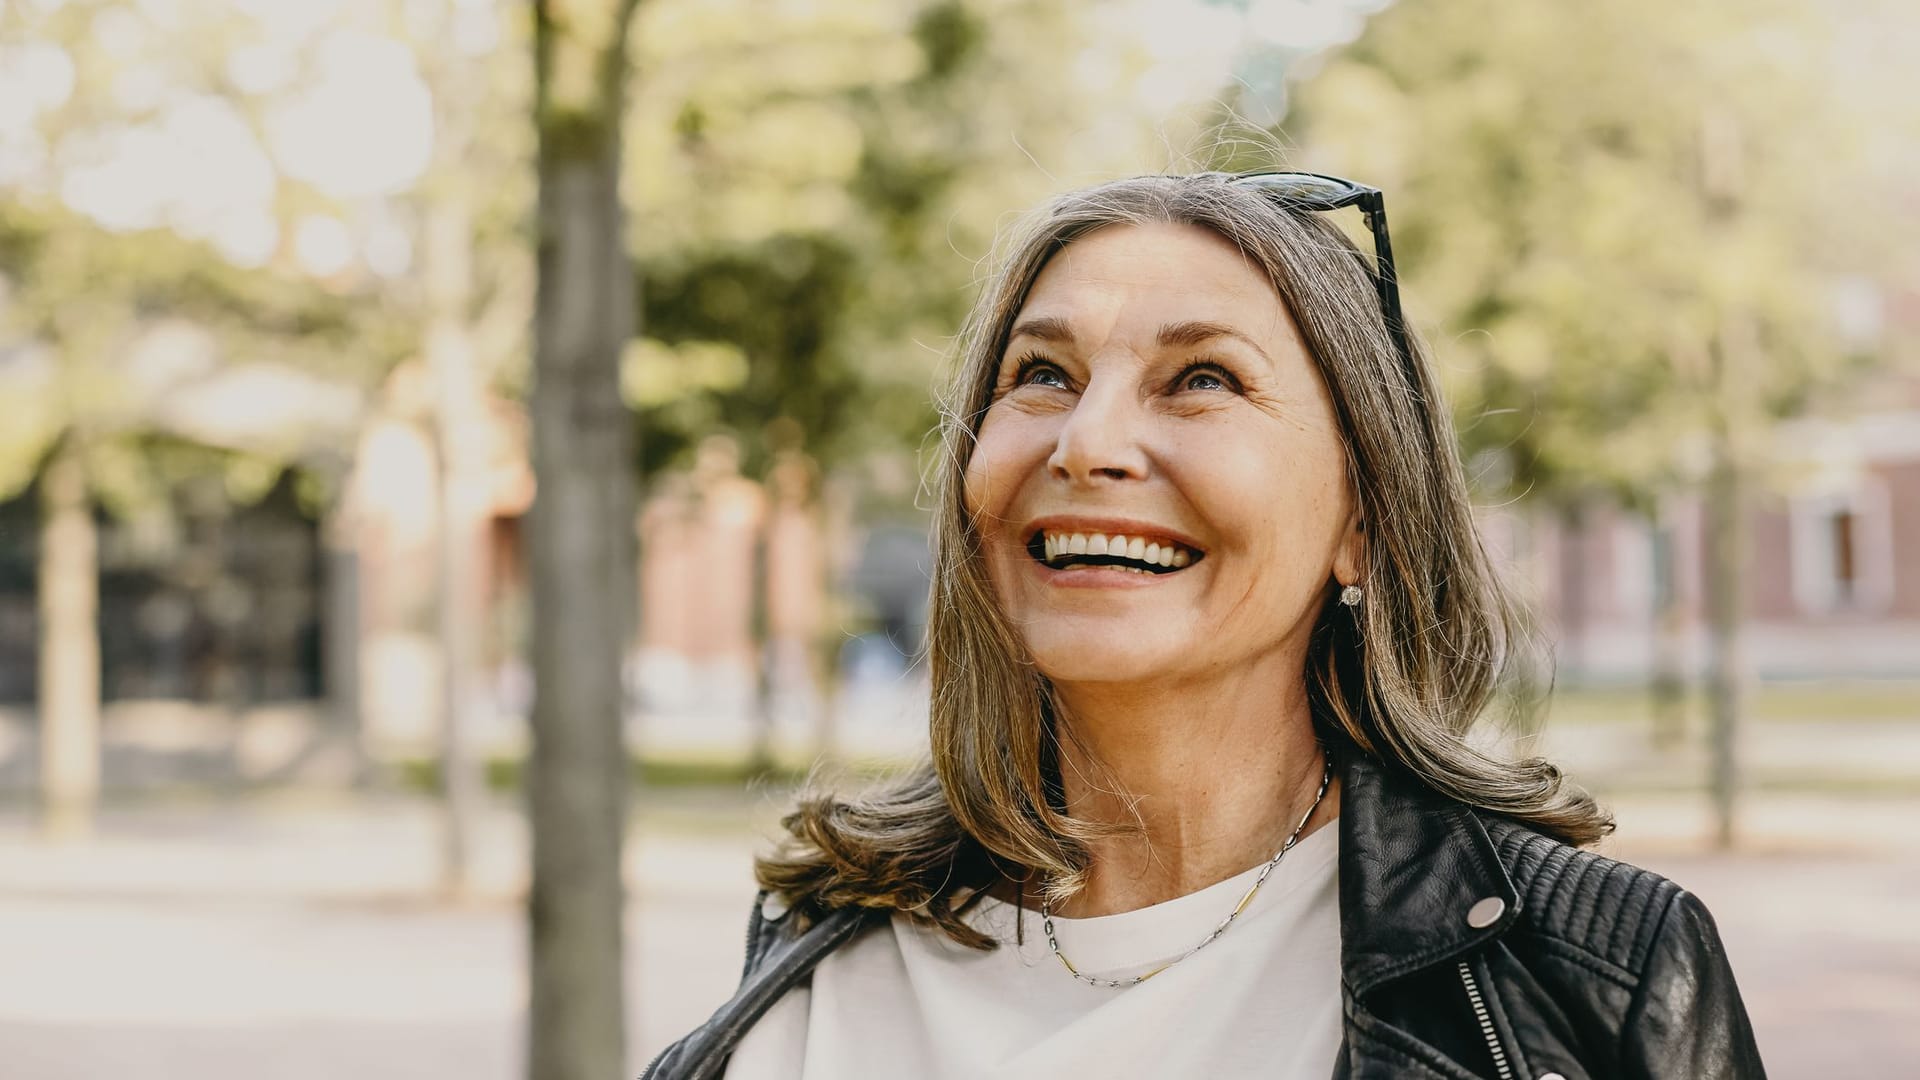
[390, 749, 911, 797]
[1537, 681, 1919, 728]
[1586, 773, 1920, 799]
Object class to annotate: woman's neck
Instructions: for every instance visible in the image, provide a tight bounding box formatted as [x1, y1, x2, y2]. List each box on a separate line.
[1045, 660, 1339, 918]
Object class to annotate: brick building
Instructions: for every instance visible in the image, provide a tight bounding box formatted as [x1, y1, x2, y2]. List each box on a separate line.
[1486, 384, 1920, 681]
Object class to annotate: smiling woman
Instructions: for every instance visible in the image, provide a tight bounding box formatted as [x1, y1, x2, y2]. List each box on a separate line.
[645, 174, 1765, 1080]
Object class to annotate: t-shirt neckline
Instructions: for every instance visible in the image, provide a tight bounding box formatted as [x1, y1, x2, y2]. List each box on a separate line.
[968, 818, 1339, 978]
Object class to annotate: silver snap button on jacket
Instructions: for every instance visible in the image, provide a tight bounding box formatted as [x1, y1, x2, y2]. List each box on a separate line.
[1466, 896, 1506, 928]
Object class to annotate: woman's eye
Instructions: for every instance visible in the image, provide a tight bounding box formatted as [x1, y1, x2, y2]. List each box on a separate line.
[1017, 361, 1069, 389]
[1177, 364, 1235, 393]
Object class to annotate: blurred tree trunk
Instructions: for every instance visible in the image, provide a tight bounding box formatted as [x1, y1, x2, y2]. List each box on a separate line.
[1703, 420, 1747, 848]
[320, 498, 367, 786]
[429, 191, 489, 899]
[1502, 511, 1549, 740]
[1704, 316, 1755, 851]
[37, 436, 99, 839]
[749, 528, 774, 777]
[814, 472, 857, 762]
[527, 2, 642, 1078]
[1555, 502, 1589, 679]
[1701, 107, 1750, 851]
[424, 32, 493, 897]
[1648, 505, 1688, 749]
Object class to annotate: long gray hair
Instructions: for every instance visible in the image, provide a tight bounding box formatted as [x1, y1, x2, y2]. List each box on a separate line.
[757, 173, 1608, 948]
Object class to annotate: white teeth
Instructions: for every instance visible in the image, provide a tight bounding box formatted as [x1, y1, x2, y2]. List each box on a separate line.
[1038, 529, 1200, 569]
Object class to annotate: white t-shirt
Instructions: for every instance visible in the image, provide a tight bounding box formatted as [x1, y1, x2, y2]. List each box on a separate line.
[725, 822, 1342, 1080]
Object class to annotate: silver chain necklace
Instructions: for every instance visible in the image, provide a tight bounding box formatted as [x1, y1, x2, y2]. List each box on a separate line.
[1038, 751, 1333, 989]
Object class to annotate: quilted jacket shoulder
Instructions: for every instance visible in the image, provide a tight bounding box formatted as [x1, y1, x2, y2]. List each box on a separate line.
[1483, 814, 1680, 981]
[1440, 814, 1762, 1080]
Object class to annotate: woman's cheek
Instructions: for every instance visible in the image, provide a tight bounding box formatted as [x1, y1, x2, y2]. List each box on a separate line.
[963, 412, 1039, 527]
[960, 426, 1002, 524]
[961, 463, 1010, 549]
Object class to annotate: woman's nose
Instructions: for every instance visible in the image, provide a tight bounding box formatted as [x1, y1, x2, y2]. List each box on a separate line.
[1047, 378, 1148, 484]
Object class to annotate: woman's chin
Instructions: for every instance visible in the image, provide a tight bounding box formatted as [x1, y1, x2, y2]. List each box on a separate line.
[1028, 641, 1188, 687]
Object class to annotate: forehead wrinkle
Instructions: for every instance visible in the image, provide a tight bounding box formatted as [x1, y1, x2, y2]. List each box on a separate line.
[1012, 224, 1302, 369]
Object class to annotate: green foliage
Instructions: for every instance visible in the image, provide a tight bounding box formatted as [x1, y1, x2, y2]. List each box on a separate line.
[0, 0, 543, 528]
[635, 233, 861, 475]
[624, 0, 1144, 484]
[0, 198, 383, 506]
[4, 0, 1185, 509]
[1286, 0, 1917, 505]
[0, 0, 442, 516]
[911, 1, 985, 82]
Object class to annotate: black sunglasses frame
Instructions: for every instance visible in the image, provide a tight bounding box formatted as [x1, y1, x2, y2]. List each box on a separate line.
[1228, 171, 1413, 380]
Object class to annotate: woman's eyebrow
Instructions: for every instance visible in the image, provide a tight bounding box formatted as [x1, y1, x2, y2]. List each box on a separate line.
[1157, 320, 1271, 363]
[1006, 315, 1075, 345]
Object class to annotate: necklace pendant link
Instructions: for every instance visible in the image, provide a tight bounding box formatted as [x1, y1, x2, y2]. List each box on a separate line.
[1038, 751, 1333, 988]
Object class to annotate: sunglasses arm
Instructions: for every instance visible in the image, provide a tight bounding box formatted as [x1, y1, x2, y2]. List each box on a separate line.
[1361, 194, 1415, 373]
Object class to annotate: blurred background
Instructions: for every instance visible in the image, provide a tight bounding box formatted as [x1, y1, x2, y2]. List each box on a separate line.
[0, 0, 1916, 1077]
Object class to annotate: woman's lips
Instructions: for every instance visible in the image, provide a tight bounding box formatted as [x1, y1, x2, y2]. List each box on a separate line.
[1029, 560, 1174, 588]
[1021, 546, 1199, 589]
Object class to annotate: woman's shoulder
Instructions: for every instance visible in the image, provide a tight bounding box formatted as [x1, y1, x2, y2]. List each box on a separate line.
[1475, 811, 1719, 983]
[1469, 811, 1763, 1074]
[1347, 746, 1706, 983]
[643, 894, 883, 1079]
[743, 891, 888, 978]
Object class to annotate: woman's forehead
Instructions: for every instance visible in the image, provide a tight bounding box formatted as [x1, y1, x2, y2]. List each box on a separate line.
[1012, 222, 1297, 356]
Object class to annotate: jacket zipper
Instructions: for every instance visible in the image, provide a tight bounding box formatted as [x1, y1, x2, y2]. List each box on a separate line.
[1457, 959, 1514, 1080]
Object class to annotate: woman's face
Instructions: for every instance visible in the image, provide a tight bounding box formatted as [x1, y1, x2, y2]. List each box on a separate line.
[963, 222, 1363, 687]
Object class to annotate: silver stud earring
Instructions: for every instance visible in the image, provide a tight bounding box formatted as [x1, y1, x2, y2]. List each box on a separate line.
[1339, 584, 1363, 607]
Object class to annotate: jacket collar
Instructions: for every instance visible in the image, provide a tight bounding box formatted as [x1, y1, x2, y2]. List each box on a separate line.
[1335, 748, 1521, 997]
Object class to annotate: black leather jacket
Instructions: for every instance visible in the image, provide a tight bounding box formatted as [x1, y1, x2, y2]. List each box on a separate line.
[645, 751, 1766, 1079]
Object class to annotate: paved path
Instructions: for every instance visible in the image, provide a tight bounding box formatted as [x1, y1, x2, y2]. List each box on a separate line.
[0, 779, 1915, 1078]
[0, 795, 764, 1079]
[1619, 848, 1920, 1078]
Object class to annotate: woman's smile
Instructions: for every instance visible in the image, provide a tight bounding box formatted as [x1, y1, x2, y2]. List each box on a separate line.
[1020, 515, 1207, 588]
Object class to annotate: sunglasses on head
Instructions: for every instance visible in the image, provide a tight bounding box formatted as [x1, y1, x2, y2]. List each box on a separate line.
[1227, 171, 1413, 380]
